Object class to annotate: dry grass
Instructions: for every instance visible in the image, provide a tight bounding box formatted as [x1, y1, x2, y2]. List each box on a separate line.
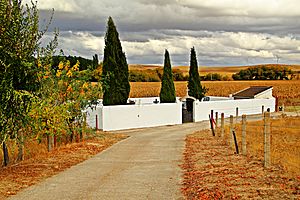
[1, 131, 97, 165]
[220, 116, 300, 177]
[182, 129, 300, 199]
[0, 138, 49, 165]
[130, 80, 300, 106]
[0, 131, 127, 199]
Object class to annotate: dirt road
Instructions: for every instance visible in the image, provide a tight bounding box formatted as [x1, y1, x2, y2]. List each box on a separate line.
[10, 121, 210, 200]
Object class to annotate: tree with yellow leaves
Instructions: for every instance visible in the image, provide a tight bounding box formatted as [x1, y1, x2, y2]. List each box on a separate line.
[31, 60, 102, 150]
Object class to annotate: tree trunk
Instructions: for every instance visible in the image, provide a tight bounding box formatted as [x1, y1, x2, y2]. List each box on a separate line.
[54, 135, 57, 148]
[67, 120, 74, 143]
[79, 130, 83, 142]
[47, 135, 53, 151]
[16, 131, 24, 162]
[82, 113, 87, 140]
[2, 142, 9, 166]
[69, 133, 74, 143]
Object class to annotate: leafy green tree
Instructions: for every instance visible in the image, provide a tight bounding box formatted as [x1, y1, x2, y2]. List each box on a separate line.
[0, 0, 56, 164]
[1, 0, 37, 165]
[102, 17, 130, 105]
[160, 50, 176, 103]
[188, 47, 206, 100]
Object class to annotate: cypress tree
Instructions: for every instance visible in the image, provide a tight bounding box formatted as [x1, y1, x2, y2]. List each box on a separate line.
[160, 50, 176, 103]
[102, 17, 130, 105]
[188, 47, 206, 100]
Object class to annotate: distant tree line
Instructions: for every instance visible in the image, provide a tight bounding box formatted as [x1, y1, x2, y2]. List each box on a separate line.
[129, 69, 189, 82]
[50, 55, 296, 82]
[232, 66, 294, 80]
[129, 70, 233, 82]
[201, 73, 231, 81]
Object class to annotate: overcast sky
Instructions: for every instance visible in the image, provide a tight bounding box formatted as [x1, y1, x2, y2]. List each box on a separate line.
[25, 0, 300, 66]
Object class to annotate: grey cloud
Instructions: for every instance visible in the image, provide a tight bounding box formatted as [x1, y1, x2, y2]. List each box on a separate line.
[138, 0, 176, 6]
[37, 0, 300, 35]
[46, 29, 300, 66]
[128, 54, 163, 65]
[39, 10, 107, 32]
[40, 8, 300, 36]
[37, 0, 300, 66]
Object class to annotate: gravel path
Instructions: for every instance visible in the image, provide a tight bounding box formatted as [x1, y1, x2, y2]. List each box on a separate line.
[9, 121, 209, 200]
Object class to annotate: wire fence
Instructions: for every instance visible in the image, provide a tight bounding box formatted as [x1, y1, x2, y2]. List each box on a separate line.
[209, 111, 300, 176]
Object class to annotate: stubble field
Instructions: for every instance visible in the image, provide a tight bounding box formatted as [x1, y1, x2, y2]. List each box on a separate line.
[130, 80, 300, 108]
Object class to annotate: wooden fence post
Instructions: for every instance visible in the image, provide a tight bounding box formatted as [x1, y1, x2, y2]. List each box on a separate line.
[275, 97, 278, 112]
[221, 113, 224, 137]
[264, 112, 271, 167]
[230, 115, 234, 149]
[215, 112, 219, 136]
[209, 115, 215, 137]
[211, 110, 214, 129]
[215, 112, 218, 128]
[242, 114, 247, 156]
[96, 114, 98, 131]
[232, 131, 239, 154]
[235, 107, 239, 124]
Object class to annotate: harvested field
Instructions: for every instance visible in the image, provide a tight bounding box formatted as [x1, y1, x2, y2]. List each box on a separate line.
[129, 64, 300, 78]
[130, 80, 300, 106]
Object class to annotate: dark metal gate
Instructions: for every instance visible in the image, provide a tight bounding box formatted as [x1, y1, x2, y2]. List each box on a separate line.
[182, 98, 194, 123]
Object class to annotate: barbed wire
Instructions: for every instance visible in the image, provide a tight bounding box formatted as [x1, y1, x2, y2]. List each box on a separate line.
[220, 127, 300, 132]
[239, 124, 300, 129]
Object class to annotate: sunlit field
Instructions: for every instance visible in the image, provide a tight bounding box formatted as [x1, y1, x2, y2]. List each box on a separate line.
[130, 80, 300, 107]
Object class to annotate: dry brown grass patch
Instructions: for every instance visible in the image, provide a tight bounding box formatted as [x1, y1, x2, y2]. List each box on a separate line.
[182, 129, 300, 199]
[221, 116, 300, 177]
[0, 131, 127, 199]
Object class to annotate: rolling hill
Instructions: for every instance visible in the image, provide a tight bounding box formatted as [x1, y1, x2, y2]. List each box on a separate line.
[129, 64, 300, 77]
